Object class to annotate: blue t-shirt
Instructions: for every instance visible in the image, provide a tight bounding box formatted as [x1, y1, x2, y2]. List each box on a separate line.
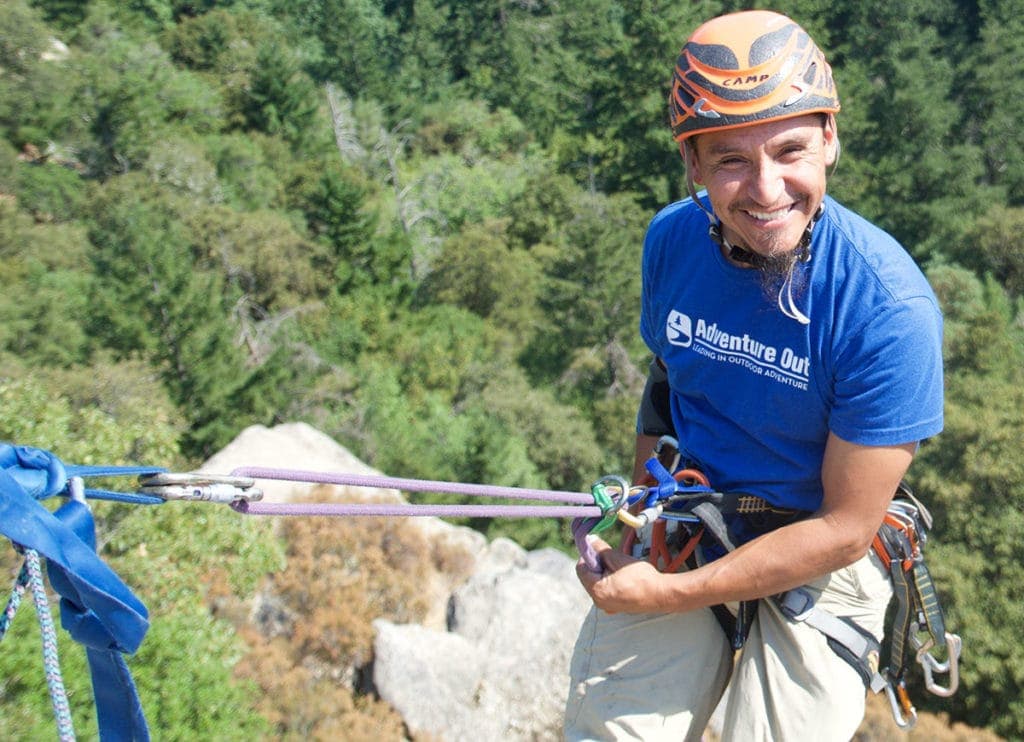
[639, 195, 944, 512]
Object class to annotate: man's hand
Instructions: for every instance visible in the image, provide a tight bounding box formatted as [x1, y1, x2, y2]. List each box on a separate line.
[576, 535, 671, 614]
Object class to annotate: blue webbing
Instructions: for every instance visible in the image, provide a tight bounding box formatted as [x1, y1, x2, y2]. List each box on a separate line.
[0, 443, 159, 741]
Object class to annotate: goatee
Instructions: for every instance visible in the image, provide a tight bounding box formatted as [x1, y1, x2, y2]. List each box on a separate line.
[756, 250, 803, 301]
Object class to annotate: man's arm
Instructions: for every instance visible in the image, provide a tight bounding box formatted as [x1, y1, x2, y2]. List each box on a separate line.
[577, 432, 915, 614]
[632, 434, 662, 483]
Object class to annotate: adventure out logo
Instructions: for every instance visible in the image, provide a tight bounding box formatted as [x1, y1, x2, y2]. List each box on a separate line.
[666, 310, 810, 390]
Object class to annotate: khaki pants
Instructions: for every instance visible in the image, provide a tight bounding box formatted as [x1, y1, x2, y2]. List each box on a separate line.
[564, 551, 892, 741]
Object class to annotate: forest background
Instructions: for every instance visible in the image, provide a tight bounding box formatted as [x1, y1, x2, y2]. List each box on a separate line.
[1, 0, 1022, 738]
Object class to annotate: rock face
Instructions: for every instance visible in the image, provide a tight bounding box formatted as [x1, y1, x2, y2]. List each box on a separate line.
[202, 421, 402, 503]
[374, 538, 592, 741]
[207, 423, 592, 738]
[204, 422, 487, 631]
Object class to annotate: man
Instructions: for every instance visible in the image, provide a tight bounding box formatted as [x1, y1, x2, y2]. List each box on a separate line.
[564, 10, 944, 741]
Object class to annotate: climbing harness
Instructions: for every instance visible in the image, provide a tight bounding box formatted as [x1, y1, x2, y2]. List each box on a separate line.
[776, 486, 961, 729]
[613, 435, 961, 729]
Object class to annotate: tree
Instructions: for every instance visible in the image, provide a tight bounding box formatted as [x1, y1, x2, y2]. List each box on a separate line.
[563, 0, 717, 205]
[818, 0, 989, 258]
[0, 1, 77, 150]
[241, 42, 320, 151]
[85, 175, 259, 456]
[65, 4, 223, 177]
[418, 218, 543, 346]
[0, 193, 93, 367]
[524, 189, 647, 383]
[944, 204, 1024, 298]
[972, 0, 1024, 204]
[911, 264, 1024, 736]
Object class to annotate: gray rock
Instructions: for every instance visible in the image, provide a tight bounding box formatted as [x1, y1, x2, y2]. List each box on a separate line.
[372, 620, 488, 735]
[373, 538, 592, 741]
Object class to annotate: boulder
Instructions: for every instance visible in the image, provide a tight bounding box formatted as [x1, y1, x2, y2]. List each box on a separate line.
[374, 538, 591, 741]
[209, 423, 590, 738]
[205, 423, 486, 630]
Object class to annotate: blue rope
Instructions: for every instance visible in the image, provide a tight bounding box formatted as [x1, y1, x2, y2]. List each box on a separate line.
[0, 556, 28, 640]
[25, 548, 76, 742]
[1, 551, 76, 740]
[81, 489, 165, 506]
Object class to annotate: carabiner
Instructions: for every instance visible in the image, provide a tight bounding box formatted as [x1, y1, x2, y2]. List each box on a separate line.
[884, 679, 918, 729]
[138, 472, 263, 504]
[590, 476, 635, 532]
[652, 435, 681, 474]
[919, 632, 962, 698]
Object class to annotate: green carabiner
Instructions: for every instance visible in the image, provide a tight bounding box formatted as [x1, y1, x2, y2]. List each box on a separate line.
[590, 476, 631, 533]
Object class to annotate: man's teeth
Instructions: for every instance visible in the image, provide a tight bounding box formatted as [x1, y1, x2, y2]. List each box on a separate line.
[749, 208, 789, 221]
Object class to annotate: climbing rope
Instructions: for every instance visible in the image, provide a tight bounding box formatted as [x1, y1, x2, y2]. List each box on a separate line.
[28, 549, 75, 740]
[1, 548, 76, 741]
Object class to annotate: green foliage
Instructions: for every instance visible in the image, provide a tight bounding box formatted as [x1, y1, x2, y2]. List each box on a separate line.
[418, 218, 544, 344]
[13, 160, 87, 222]
[84, 175, 281, 456]
[973, 0, 1024, 204]
[1, 2, 1023, 736]
[201, 132, 286, 210]
[102, 503, 284, 740]
[129, 608, 271, 740]
[0, 596, 94, 740]
[67, 3, 224, 177]
[912, 264, 1024, 737]
[945, 204, 1024, 298]
[240, 42, 320, 150]
[0, 370, 280, 739]
[186, 204, 327, 311]
[0, 201, 94, 366]
[0, 1, 77, 149]
[524, 189, 647, 383]
[289, 0, 397, 98]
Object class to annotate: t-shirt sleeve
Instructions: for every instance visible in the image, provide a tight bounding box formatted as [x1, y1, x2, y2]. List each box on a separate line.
[829, 296, 944, 445]
[639, 214, 668, 355]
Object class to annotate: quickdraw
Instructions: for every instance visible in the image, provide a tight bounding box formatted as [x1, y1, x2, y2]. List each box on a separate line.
[869, 488, 961, 728]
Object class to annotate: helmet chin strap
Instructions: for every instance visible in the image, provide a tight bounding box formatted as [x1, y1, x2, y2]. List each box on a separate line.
[686, 170, 820, 324]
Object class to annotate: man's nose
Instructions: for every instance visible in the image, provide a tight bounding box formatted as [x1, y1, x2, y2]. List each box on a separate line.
[748, 159, 785, 206]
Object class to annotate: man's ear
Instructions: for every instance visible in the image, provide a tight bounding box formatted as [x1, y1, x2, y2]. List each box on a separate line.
[823, 114, 839, 168]
[681, 140, 703, 184]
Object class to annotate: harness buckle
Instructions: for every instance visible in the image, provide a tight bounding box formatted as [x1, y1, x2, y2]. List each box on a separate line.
[918, 632, 962, 697]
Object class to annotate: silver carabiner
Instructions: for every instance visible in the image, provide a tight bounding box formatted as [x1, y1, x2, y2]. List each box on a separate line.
[919, 632, 962, 698]
[884, 681, 918, 729]
[138, 472, 263, 503]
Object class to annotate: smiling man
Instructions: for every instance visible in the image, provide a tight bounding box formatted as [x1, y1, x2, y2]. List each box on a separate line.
[564, 10, 944, 741]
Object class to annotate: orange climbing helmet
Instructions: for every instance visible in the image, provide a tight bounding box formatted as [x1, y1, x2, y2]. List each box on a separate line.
[669, 10, 840, 143]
